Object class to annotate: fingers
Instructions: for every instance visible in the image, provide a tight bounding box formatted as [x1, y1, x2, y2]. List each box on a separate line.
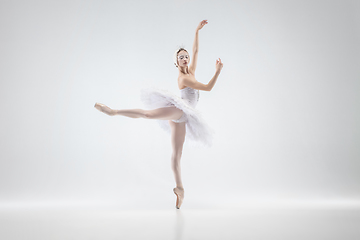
[197, 20, 208, 30]
[200, 20, 208, 26]
[215, 58, 223, 69]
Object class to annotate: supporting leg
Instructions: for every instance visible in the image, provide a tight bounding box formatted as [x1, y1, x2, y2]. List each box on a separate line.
[169, 120, 186, 208]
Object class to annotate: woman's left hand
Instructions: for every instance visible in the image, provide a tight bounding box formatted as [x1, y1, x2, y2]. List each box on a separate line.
[196, 20, 208, 31]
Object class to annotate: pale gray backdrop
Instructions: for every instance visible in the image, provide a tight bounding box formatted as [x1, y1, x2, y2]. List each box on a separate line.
[0, 0, 359, 209]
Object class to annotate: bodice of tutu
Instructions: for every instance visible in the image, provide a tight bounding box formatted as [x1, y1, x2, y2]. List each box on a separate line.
[180, 87, 199, 108]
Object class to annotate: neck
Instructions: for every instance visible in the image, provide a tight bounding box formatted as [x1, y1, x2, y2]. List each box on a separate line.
[178, 66, 189, 75]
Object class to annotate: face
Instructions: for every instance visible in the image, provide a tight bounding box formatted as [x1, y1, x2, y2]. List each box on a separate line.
[177, 50, 190, 67]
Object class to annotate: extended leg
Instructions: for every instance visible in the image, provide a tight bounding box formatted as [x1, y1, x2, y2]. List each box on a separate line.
[94, 102, 183, 121]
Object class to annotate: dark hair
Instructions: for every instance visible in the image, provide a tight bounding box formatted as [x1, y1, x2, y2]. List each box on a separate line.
[174, 48, 188, 68]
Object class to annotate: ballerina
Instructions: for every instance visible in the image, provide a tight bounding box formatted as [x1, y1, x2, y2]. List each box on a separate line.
[94, 19, 223, 209]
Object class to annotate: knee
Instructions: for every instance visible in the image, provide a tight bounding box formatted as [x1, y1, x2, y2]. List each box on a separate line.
[143, 110, 153, 119]
[172, 151, 182, 160]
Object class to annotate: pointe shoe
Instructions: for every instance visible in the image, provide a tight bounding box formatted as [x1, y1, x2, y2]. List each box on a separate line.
[173, 187, 184, 209]
[94, 103, 114, 116]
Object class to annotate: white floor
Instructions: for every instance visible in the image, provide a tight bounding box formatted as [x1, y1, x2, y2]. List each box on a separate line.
[1, 203, 359, 240]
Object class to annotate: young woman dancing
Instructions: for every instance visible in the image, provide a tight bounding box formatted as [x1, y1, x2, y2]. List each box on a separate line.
[94, 20, 223, 209]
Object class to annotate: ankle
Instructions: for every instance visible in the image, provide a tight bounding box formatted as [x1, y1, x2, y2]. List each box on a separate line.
[176, 186, 184, 190]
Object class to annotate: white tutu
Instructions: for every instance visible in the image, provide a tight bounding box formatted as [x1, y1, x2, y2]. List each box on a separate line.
[140, 87, 213, 147]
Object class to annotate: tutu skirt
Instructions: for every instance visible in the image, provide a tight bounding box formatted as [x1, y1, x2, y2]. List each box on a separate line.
[141, 87, 213, 147]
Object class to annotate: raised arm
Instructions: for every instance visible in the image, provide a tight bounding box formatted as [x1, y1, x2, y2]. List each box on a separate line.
[181, 58, 224, 91]
[189, 20, 208, 74]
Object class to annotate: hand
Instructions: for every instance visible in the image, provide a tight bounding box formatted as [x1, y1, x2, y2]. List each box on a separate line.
[196, 20, 208, 31]
[215, 58, 223, 72]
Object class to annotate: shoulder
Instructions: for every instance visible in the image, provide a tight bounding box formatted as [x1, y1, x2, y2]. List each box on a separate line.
[178, 73, 193, 83]
[178, 75, 187, 82]
[177, 75, 186, 89]
[178, 74, 190, 88]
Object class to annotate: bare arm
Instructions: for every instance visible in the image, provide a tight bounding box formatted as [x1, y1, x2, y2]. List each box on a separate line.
[181, 58, 224, 91]
[189, 20, 208, 74]
[180, 75, 211, 91]
[189, 31, 199, 74]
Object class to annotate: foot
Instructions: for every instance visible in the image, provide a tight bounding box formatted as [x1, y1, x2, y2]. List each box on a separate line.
[94, 103, 115, 116]
[173, 187, 184, 209]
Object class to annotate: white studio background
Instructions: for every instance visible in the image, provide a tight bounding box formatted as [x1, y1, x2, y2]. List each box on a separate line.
[0, 0, 359, 209]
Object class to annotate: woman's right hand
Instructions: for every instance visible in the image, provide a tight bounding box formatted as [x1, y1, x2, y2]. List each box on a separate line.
[215, 58, 223, 72]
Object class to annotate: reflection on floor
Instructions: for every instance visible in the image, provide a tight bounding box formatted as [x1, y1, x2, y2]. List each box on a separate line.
[1, 203, 359, 240]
